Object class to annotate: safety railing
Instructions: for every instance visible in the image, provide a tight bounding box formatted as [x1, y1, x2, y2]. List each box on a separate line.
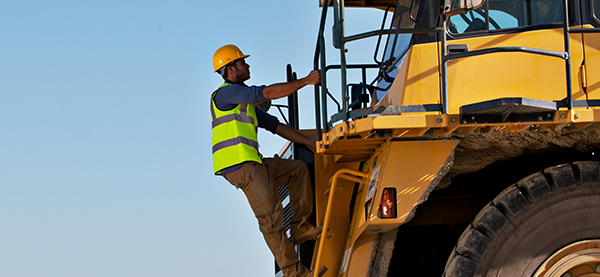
[312, 168, 368, 277]
[311, 0, 600, 141]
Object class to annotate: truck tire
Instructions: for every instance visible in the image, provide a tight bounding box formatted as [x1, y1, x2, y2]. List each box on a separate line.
[443, 161, 600, 277]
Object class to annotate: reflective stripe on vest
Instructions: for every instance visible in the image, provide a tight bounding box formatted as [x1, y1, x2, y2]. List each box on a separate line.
[211, 83, 262, 174]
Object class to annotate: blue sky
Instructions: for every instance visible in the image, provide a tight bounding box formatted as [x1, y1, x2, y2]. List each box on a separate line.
[0, 1, 386, 276]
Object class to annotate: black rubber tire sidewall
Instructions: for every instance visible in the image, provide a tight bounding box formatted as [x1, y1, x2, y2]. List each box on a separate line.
[444, 162, 600, 277]
[478, 184, 600, 277]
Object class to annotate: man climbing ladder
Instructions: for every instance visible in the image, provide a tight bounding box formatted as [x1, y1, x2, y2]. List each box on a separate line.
[210, 44, 327, 277]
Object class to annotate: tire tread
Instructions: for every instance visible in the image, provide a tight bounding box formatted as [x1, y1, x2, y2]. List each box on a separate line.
[443, 161, 600, 277]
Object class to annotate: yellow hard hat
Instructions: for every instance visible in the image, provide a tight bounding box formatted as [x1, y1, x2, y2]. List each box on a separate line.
[212, 44, 250, 72]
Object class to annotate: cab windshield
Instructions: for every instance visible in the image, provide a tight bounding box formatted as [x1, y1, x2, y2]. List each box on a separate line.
[377, 0, 421, 98]
[382, 0, 420, 65]
[448, 0, 563, 34]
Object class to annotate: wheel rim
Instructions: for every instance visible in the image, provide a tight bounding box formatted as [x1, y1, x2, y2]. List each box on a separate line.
[534, 240, 600, 277]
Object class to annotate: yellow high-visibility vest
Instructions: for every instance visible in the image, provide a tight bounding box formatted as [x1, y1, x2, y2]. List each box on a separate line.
[211, 83, 262, 174]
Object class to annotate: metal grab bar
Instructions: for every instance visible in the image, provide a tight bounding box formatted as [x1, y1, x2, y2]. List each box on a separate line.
[444, 46, 568, 60]
[312, 168, 368, 277]
[314, 0, 330, 141]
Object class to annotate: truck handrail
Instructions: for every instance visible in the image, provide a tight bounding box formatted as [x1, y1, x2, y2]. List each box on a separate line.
[313, 168, 368, 277]
[313, 0, 330, 141]
[444, 46, 567, 60]
[310, 0, 600, 139]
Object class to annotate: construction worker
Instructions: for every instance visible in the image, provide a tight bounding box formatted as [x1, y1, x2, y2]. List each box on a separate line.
[211, 44, 326, 277]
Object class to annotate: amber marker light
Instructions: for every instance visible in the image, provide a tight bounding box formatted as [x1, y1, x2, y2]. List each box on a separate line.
[379, 188, 397, 218]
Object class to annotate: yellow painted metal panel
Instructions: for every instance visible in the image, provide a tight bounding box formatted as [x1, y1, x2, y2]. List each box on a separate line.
[318, 107, 600, 162]
[314, 139, 456, 276]
[444, 29, 585, 114]
[343, 234, 378, 277]
[362, 140, 458, 232]
[583, 28, 600, 98]
[327, 138, 457, 275]
[375, 28, 586, 114]
[312, 154, 361, 276]
[377, 44, 441, 107]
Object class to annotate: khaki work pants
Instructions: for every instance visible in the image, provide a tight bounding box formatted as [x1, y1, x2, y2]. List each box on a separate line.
[223, 157, 314, 277]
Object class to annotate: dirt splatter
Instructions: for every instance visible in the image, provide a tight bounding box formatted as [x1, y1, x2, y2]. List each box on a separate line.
[438, 125, 600, 188]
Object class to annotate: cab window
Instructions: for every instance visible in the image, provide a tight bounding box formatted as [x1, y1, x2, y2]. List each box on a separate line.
[449, 0, 563, 34]
[382, 0, 420, 63]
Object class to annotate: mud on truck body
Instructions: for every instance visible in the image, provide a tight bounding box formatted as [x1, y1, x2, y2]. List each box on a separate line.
[274, 0, 600, 276]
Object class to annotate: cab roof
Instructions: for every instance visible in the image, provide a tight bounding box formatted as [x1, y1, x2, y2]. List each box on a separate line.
[320, 0, 397, 10]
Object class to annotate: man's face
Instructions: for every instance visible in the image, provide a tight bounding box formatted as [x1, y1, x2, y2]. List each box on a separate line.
[231, 58, 250, 82]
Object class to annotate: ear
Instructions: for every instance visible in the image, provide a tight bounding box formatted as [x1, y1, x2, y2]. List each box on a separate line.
[227, 64, 236, 75]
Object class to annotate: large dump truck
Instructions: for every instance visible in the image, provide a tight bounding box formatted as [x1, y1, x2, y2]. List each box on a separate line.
[274, 0, 600, 276]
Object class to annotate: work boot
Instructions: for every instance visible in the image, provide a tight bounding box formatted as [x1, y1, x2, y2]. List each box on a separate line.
[292, 226, 323, 245]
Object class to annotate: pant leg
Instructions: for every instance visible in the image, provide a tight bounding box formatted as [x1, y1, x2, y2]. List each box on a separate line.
[223, 162, 309, 277]
[262, 157, 315, 239]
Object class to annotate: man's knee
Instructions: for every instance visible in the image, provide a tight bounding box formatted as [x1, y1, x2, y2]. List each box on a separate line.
[256, 204, 284, 234]
[287, 159, 308, 178]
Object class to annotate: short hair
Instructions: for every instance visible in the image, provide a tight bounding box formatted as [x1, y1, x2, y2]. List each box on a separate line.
[217, 65, 229, 80]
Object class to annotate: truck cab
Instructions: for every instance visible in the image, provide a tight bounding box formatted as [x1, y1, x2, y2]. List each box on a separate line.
[276, 0, 600, 275]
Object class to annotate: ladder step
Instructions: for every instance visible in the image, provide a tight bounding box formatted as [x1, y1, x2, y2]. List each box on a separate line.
[460, 97, 557, 124]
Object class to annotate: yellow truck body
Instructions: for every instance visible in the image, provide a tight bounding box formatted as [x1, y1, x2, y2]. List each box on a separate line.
[276, 0, 600, 276]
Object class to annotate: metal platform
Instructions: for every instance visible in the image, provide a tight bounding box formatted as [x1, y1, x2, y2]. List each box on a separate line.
[460, 98, 557, 124]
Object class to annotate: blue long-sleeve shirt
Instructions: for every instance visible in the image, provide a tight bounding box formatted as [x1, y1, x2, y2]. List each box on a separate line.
[213, 83, 280, 134]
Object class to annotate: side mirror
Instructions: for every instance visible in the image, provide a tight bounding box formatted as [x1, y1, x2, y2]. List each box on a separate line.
[443, 0, 485, 16]
[349, 83, 373, 110]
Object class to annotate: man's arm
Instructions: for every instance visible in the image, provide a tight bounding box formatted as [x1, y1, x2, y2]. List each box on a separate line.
[262, 70, 321, 100]
[214, 84, 267, 111]
[275, 123, 316, 153]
